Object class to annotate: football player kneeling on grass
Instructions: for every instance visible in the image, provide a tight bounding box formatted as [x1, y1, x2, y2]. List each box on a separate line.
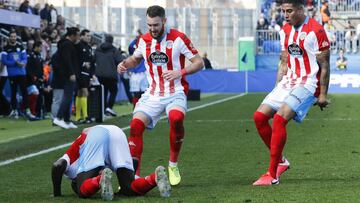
[51, 125, 171, 200]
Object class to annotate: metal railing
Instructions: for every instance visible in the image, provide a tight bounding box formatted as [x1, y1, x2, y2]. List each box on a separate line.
[256, 29, 360, 54]
[329, 0, 360, 13]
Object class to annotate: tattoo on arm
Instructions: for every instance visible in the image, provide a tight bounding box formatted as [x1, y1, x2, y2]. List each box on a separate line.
[316, 49, 330, 95]
[276, 51, 288, 84]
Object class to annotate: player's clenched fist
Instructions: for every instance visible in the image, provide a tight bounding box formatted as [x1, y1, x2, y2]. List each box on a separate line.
[117, 61, 127, 73]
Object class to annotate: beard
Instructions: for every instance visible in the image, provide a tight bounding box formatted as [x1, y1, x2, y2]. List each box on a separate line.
[150, 25, 165, 41]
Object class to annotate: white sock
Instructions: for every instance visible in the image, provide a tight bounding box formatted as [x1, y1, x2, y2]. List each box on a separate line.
[169, 161, 177, 167]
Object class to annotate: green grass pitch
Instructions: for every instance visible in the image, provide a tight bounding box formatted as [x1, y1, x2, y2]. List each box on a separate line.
[0, 93, 360, 202]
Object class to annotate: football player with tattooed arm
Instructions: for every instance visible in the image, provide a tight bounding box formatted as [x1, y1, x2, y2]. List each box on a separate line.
[252, 0, 330, 186]
[117, 5, 204, 186]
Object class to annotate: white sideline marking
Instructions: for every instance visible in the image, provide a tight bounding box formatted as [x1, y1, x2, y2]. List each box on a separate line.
[0, 94, 246, 166]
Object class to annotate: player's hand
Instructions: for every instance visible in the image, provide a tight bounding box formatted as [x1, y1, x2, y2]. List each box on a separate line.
[117, 61, 128, 74]
[317, 94, 330, 111]
[162, 70, 182, 81]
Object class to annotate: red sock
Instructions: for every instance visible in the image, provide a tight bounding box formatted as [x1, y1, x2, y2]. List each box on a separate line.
[79, 175, 101, 197]
[128, 118, 145, 176]
[28, 94, 38, 115]
[132, 97, 139, 108]
[253, 111, 272, 149]
[130, 173, 156, 195]
[168, 110, 185, 163]
[269, 114, 288, 178]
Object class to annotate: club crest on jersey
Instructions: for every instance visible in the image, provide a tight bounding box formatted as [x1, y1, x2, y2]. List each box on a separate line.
[166, 40, 173, 49]
[149, 50, 169, 66]
[288, 43, 303, 57]
[299, 32, 307, 40]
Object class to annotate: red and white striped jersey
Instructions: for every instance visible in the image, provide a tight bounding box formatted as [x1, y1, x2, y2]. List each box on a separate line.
[133, 28, 198, 97]
[279, 17, 330, 97]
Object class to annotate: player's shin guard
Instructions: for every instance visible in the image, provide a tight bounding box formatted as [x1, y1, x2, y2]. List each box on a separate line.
[269, 114, 288, 178]
[130, 173, 156, 195]
[253, 111, 272, 149]
[168, 110, 185, 163]
[128, 118, 145, 176]
[79, 175, 101, 198]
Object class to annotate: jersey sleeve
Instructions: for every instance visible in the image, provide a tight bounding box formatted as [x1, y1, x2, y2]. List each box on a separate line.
[179, 34, 198, 59]
[65, 132, 87, 164]
[279, 29, 286, 51]
[133, 38, 145, 59]
[315, 27, 330, 52]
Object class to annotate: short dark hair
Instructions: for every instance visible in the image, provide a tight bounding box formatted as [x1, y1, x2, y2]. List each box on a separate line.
[9, 31, 17, 37]
[146, 5, 165, 18]
[80, 29, 90, 36]
[105, 34, 113, 43]
[281, 0, 305, 7]
[65, 27, 80, 37]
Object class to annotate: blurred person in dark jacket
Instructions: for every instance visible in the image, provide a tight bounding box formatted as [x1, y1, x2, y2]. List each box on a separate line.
[75, 29, 95, 123]
[52, 27, 80, 129]
[94, 34, 124, 117]
[25, 41, 44, 117]
[1, 31, 36, 119]
[50, 50, 63, 119]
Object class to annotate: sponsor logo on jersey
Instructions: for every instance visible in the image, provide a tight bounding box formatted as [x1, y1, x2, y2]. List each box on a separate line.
[288, 43, 303, 57]
[149, 51, 169, 66]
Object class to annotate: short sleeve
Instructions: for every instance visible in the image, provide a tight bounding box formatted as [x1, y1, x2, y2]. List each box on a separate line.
[315, 28, 330, 52]
[179, 34, 198, 59]
[133, 38, 145, 59]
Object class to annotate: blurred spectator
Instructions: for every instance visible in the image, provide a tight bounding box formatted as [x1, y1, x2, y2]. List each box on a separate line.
[94, 34, 124, 116]
[336, 49, 347, 71]
[256, 13, 269, 30]
[202, 52, 213, 69]
[49, 4, 58, 26]
[75, 29, 94, 124]
[0, 47, 11, 116]
[320, 0, 330, 25]
[33, 3, 40, 15]
[306, 0, 317, 18]
[118, 46, 132, 104]
[40, 32, 51, 62]
[40, 3, 51, 23]
[52, 27, 80, 129]
[344, 20, 357, 53]
[18, 0, 33, 14]
[50, 50, 63, 119]
[128, 29, 147, 107]
[1, 31, 36, 119]
[25, 41, 44, 117]
[50, 29, 60, 43]
[324, 20, 336, 53]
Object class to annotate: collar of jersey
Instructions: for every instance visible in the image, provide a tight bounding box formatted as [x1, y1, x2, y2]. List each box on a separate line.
[293, 16, 309, 31]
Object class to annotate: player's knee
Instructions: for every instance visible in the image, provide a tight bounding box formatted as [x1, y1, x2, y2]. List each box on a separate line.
[130, 118, 145, 137]
[169, 110, 184, 128]
[253, 111, 270, 125]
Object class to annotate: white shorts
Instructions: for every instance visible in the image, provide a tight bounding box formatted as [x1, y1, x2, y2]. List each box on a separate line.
[130, 72, 148, 92]
[262, 86, 317, 123]
[76, 125, 134, 174]
[134, 92, 187, 129]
